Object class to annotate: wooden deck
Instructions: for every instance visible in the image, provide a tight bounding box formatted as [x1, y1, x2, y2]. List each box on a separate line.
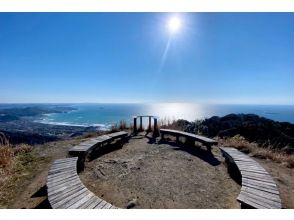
[160, 129, 217, 151]
[47, 157, 118, 209]
[220, 147, 282, 209]
[68, 131, 128, 156]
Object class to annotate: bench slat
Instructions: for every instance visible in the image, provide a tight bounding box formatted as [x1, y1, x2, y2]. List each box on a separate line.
[221, 147, 281, 209]
[47, 157, 118, 209]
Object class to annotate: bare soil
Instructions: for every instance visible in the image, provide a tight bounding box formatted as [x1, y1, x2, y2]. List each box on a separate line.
[79, 134, 241, 209]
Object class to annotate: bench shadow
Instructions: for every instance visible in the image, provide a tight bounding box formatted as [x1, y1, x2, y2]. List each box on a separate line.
[29, 185, 52, 209]
[222, 158, 242, 185]
[31, 185, 47, 198]
[88, 139, 128, 161]
[158, 139, 220, 166]
[34, 198, 51, 209]
[145, 135, 157, 144]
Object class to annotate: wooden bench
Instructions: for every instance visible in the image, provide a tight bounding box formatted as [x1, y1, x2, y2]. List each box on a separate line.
[220, 147, 282, 209]
[160, 129, 218, 152]
[68, 131, 128, 158]
[47, 157, 118, 209]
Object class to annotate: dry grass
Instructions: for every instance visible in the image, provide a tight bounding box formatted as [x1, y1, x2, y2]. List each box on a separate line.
[111, 120, 128, 132]
[219, 135, 294, 168]
[0, 133, 36, 208]
[158, 117, 182, 130]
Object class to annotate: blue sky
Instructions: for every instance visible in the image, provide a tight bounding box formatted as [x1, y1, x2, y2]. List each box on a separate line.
[0, 13, 293, 104]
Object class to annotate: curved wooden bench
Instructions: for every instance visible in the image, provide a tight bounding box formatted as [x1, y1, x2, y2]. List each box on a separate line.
[47, 157, 118, 209]
[220, 147, 282, 209]
[69, 131, 128, 158]
[160, 129, 217, 152]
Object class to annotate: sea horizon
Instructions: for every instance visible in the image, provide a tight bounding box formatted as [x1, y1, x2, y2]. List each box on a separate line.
[1, 103, 292, 128]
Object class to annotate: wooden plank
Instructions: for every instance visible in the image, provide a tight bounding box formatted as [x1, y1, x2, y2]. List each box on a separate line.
[86, 198, 104, 209]
[48, 181, 83, 197]
[241, 172, 275, 181]
[52, 188, 89, 209]
[50, 164, 76, 171]
[47, 171, 77, 181]
[59, 190, 92, 209]
[48, 169, 76, 176]
[240, 169, 268, 175]
[239, 191, 281, 208]
[53, 158, 77, 164]
[49, 185, 85, 204]
[238, 168, 268, 173]
[49, 164, 77, 172]
[242, 182, 279, 195]
[242, 180, 278, 192]
[68, 192, 95, 209]
[50, 185, 86, 205]
[242, 177, 277, 187]
[47, 176, 80, 188]
[78, 195, 100, 209]
[51, 161, 76, 167]
[238, 167, 267, 173]
[48, 176, 81, 188]
[237, 194, 270, 209]
[242, 187, 281, 202]
[242, 174, 276, 185]
[48, 182, 83, 199]
[102, 203, 112, 209]
[95, 200, 108, 209]
[160, 129, 217, 144]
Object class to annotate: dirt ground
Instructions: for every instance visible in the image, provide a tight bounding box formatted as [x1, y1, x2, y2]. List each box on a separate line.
[79, 134, 241, 209]
[8, 137, 88, 209]
[5, 132, 293, 209]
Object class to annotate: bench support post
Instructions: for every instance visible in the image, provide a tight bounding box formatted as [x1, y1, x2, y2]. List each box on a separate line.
[206, 144, 212, 153]
[133, 117, 137, 134]
[153, 118, 160, 137]
[139, 116, 143, 131]
[147, 116, 152, 132]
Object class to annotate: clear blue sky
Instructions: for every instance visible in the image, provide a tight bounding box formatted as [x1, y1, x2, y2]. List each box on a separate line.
[0, 13, 293, 104]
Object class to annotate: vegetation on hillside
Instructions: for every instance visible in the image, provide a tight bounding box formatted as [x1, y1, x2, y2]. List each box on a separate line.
[159, 114, 294, 168]
[0, 132, 37, 208]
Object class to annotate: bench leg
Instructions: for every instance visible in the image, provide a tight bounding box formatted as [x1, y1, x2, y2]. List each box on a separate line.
[206, 144, 212, 153]
[176, 135, 179, 143]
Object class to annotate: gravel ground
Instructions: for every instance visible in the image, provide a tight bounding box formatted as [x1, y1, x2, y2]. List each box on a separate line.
[80, 133, 241, 209]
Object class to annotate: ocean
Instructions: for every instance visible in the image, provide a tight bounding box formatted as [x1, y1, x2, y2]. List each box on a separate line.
[35, 103, 294, 129]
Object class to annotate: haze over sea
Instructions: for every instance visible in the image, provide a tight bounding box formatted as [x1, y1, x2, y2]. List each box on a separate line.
[34, 103, 294, 129]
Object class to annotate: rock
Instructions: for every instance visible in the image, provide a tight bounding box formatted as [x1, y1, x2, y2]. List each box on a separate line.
[126, 198, 138, 209]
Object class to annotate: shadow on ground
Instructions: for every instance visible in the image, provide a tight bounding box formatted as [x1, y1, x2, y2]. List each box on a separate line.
[30, 185, 52, 209]
[158, 139, 221, 166]
[88, 137, 131, 161]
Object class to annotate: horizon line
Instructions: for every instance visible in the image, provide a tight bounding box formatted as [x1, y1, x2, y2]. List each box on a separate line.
[0, 102, 294, 106]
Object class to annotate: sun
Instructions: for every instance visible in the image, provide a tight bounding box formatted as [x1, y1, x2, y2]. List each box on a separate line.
[167, 16, 182, 34]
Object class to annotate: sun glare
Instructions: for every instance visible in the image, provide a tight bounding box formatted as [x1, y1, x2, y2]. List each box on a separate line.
[167, 16, 182, 34]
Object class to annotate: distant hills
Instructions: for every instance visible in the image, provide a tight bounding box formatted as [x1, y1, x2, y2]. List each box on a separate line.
[171, 114, 294, 154]
[0, 106, 76, 122]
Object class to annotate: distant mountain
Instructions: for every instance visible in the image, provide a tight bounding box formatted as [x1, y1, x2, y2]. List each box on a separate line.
[169, 114, 294, 154]
[0, 106, 76, 117]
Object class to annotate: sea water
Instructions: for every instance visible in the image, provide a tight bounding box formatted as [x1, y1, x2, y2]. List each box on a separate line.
[36, 103, 294, 128]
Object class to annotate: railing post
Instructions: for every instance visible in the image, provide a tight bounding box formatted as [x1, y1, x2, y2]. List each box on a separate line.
[133, 117, 137, 134]
[147, 116, 152, 132]
[139, 116, 143, 131]
[153, 117, 159, 137]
